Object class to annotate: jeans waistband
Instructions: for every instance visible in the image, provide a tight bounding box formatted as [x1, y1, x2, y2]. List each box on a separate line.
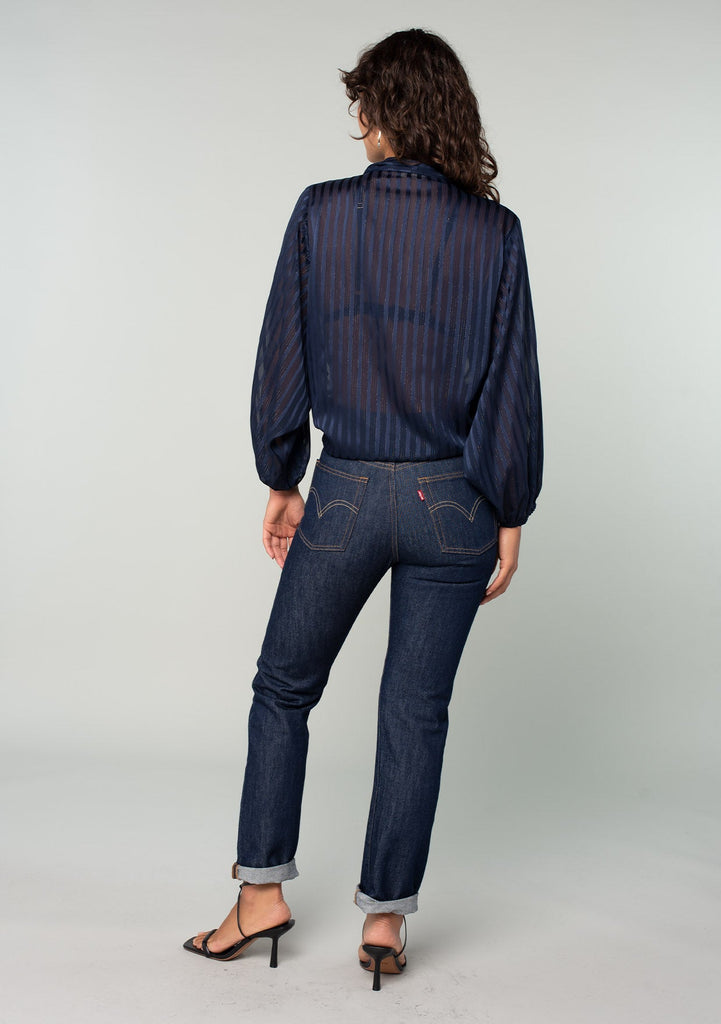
[319, 448, 465, 474]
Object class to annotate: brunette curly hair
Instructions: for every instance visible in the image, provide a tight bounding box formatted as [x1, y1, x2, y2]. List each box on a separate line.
[339, 28, 499, 201]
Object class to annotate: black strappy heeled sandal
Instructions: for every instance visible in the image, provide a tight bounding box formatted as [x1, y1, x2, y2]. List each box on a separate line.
[359, 915, 408, 991]
[183, 882, 295, 967]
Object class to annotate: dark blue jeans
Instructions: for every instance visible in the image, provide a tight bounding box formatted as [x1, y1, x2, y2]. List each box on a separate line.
[233, 449, 499, 914]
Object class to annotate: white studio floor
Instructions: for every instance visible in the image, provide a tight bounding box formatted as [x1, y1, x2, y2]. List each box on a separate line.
[1, 749, 719, 1024]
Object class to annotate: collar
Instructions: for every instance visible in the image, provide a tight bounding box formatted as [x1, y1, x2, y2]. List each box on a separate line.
[362, 157, 448, 183]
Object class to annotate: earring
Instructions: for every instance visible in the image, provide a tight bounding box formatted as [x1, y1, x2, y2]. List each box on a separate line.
[377, 131, 381, 148]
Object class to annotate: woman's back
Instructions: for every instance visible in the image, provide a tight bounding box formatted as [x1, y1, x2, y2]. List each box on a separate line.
[252, 156, 542, 529]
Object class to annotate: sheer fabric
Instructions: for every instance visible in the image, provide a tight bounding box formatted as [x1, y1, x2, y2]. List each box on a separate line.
[251, 156, 543, 528]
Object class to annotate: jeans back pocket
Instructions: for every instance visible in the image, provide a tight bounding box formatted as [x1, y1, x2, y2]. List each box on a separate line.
[418, 471, 497, 555]
[298, 461, 369, 552]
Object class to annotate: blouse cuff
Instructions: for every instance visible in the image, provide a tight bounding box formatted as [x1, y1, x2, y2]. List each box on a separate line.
[497, 505, 535, 528]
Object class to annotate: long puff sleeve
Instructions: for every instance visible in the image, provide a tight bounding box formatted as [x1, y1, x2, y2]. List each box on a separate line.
[250, 187, 312, 490]
[463, 215, 544, 528]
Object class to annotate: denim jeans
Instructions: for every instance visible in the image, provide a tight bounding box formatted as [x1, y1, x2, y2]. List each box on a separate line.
[233, 448, 499, 914]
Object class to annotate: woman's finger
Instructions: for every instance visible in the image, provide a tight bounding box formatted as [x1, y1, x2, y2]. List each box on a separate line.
[263, 528, 275, 559]
[269, 530, 291, 568]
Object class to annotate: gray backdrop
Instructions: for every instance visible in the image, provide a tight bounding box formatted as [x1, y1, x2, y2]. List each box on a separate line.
[1, 2, 720, 1022]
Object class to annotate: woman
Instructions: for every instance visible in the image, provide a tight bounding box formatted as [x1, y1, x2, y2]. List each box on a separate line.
[184, 28, 543, 991]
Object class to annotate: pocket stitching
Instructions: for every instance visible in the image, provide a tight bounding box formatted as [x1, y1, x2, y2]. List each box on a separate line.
[424, 496, 486, 520]
[298, 466, 369, 551]
[418, 473, 497, 555]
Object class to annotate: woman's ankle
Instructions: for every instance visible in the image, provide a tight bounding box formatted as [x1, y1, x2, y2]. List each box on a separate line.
[363, 912, 403, 942]
[365, 911, 402, 925]
[241, 881, 285, 903]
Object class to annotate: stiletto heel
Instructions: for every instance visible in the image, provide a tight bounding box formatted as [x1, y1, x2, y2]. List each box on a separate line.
[362, 945, 389, 991]
[359, 915, 408, 991]
[183, 883, 295, 966]
[267, 926, 288, 968]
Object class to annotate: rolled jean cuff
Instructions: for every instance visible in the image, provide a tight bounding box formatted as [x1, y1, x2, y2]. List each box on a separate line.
[353, 884, 418, 915]
[231, 859, 299, 883]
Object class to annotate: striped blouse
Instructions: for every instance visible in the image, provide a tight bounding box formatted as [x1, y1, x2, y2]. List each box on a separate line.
[250, 156, 543, 528]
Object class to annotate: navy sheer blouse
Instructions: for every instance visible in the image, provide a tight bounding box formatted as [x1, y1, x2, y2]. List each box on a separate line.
[250, 156, 543, 528]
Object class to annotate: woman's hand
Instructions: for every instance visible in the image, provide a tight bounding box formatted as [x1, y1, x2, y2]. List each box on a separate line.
[262, 486, 306, 568]
[480, 525, 521, 605]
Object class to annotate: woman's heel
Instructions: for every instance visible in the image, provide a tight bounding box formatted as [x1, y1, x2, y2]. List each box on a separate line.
[359, 915, 407, 991]
[264, 920, 295, 968]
